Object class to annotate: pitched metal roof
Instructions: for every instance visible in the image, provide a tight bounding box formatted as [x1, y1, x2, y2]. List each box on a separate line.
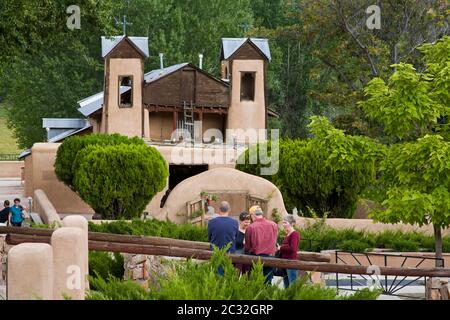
[19, 149, 31, 159]
[19, 122, 93, 159]
[77, 86, 131, 117]
[101, 36, 149, 58]
[42, 118, 90, 129]
[221, 38, 271, 61]
[47, 123, 92, 143]
[144, 63, 189, 83]
[77, 64, 190, 117]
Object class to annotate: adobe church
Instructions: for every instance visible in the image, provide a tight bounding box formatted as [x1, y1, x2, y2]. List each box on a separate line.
[21, 35, 287, 223]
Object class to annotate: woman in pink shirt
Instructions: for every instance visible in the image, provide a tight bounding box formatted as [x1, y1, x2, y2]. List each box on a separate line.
[278, 215, 300, 288]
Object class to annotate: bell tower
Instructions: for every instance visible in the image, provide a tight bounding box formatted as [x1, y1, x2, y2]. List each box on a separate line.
[220, 38, 270, 143]
[101, 36, 150, 138]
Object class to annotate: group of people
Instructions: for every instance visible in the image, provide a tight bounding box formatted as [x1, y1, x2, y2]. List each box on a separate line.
[207, 201, 300, 288]
[0, 198, 27, 227]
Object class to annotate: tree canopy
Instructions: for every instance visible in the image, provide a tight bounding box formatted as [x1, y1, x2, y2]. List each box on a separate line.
[2, 0, 448, 148]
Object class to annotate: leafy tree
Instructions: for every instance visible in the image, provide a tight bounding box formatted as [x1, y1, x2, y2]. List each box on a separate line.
[0, 0, 121, 148]
[375, 135, 450, 266]
[74, 143, 168, 219]
[237, 117, 383, 218]
[360, 36, 450, 266]
[124, 0, 253, 76]
[360, 63, 445, 141]
[1, 0, 253, 148]
[274, 0, 450, 138]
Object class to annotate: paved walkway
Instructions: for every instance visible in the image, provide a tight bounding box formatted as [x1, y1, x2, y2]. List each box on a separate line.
[0, 178, 26, 204]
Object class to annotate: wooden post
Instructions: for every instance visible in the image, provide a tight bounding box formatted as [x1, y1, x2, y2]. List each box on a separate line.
[172, 111, 177, 132]
[426, 278, 450, 300]
[7, 243, 53, 300]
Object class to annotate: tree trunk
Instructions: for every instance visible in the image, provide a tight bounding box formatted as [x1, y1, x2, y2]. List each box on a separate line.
[434, 224, 444, 268]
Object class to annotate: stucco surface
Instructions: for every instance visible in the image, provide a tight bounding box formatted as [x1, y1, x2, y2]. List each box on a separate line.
[158, 167, 286, 223]
[0, 161, 23, 178]
[104, 58, 143, 138]
[34, 189, 61, 225]
[51, 227, 86, 300]
[227, 59, 266, 142]
[7, 243, 54, 300]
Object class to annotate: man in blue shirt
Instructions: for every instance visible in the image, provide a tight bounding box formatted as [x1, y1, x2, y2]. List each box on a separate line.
[207, 201, 239, 253]
[10, 198, 25, 227]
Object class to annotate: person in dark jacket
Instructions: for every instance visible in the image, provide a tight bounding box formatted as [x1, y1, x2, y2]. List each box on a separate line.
[234, 212, 251, 274]
[235, 212, 251, 254]
[207, 201, 238, 275]
[278, 215, 300, 288]
[0, 200, 10, 225]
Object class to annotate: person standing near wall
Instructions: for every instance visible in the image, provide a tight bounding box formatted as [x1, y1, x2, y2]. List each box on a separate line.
[0, 200, 10, 226]
[278, 215, 300, 288]
[234, 211, 251, 274]
[207, 201, 239, 275]
[245, 205, 278, 284]
[9, 198, 25, 227]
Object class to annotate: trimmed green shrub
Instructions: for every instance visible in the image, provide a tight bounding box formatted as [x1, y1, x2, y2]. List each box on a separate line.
[73, 143, 168, 219]
[55, 133, 145, 188]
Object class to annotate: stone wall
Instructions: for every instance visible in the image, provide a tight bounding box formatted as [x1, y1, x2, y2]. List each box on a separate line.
[122, 253, 186, 290]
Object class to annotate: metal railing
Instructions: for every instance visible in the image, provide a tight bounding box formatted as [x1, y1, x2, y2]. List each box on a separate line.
[331, 250, 445, 299]
[0, 154, 20, 161]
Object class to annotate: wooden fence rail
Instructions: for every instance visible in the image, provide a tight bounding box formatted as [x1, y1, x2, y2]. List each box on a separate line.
[3, 227, 450, 278]
[0, 226, 330, 262]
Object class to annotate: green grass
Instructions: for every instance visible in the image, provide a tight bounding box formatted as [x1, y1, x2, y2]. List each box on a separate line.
[0, 106, 21, 154]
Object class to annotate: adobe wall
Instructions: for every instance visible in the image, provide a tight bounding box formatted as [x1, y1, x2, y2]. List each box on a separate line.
[104, 58, 143, 138]
[227, 59, 266, 142]
[157, 167, 286, 224]
[24, 155, 33, 197]
[23, 143, 243, 216]
[294, 217, 450, 237]
[25, 143, 94, 215]
[0, 161, 23, 178]
[34, 189, 62, 225]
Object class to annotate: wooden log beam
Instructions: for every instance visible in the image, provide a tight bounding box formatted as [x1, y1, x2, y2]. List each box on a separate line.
[5, 233, 450, 277]
[2, 228, 330, 263]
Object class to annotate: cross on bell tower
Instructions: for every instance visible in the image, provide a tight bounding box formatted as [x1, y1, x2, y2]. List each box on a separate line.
[114, 0, 133, 35]
[115, 15, 133, 35]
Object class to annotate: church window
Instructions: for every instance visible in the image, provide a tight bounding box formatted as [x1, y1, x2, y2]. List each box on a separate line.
[119, 75, 133, 107]
[240, 72, 255, 101]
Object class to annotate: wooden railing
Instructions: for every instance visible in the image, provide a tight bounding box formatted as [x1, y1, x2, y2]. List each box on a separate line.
[2, 226, 450, 277]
